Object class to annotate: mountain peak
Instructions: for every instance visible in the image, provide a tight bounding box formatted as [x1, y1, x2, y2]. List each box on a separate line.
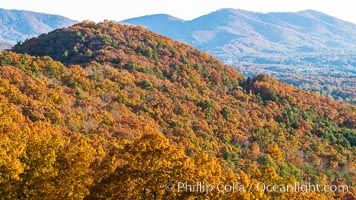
[13, 21, 145, 64]
[125, 14, 184, 22]
[203, 8, 256, 19]
[12, 20, 243, 84]
[215, 8, 253, 14]
[298, 9, 327, 15]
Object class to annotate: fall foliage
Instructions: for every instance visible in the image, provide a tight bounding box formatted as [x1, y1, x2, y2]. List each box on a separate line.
[0, 21, 353, 199]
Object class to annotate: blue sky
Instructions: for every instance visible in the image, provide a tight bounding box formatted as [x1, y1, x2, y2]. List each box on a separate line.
[1, 0, 355, 23]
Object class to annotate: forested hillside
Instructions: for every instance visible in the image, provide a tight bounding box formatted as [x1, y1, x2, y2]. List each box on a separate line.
[123, 9, 356, 104]
[0, 21, 354, 199]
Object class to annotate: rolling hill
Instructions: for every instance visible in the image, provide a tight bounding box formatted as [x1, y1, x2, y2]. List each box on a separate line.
[0, 21, 355, 199]
[0, 8, 76, 49]
[123, 9, 356, 103]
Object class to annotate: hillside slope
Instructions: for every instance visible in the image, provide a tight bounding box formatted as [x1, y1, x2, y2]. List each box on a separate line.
[0, 8, 76, 48]
[1, 21, 355, 199]
[123, 9, 356, 103]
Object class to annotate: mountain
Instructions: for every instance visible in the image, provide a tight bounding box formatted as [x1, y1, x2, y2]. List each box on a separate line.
[1, 21, 355, 199]
[121, 14, 184, 39]
[0, 8, 76, 48]
[123, 9, 356, 103]
[123, 9, 356, 56]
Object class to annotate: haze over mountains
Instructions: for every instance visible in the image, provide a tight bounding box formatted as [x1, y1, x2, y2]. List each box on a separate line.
[123, 8, 356, 63]
[123, 9, 356, 103]
[0, 8, 76, 47]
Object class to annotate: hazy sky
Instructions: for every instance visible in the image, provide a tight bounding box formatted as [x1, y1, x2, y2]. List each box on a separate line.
[1, 0, 355, 23]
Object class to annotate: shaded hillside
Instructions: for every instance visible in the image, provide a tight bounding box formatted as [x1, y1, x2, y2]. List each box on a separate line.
[2, 21, 355, 199]
[0, 8, 76, 49]
[123, 9, 356, 103]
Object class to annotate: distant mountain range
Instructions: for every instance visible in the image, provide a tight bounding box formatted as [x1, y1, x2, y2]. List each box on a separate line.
[0, 8, 76, 48]
[123, 9, 356, 62]
[123, 9, 356, 103]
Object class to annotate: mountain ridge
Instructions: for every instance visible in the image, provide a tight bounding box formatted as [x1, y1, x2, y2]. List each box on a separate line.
[125, 8, 356, 49]
[123, 8, 356, 103]
[0, 8, 77, 47]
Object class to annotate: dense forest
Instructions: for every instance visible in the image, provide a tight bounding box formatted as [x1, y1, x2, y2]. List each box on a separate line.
[236, 61, 356, 104]
[0, 21, 354, 199]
